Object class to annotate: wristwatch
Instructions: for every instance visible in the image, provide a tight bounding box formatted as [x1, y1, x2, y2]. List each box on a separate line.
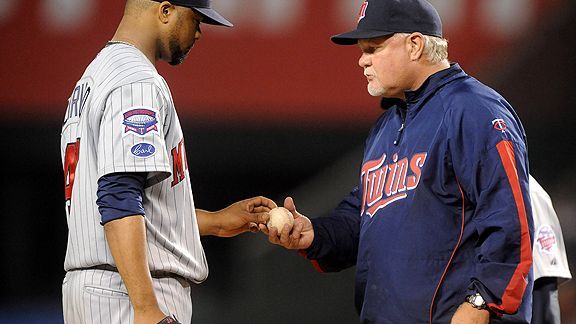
[466, 293, 487, 310]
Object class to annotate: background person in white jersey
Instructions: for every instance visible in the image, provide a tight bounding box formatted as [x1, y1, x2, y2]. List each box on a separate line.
[529, 175, 571, 324]
[60, 1, 276, 323]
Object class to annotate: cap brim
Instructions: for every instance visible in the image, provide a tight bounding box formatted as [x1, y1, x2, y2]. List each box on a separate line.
[195, 8, 233, 27]
[331, 29, 394, 45]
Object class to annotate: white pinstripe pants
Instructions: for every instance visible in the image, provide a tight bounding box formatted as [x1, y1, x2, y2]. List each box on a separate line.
[62, 269, 192, 324]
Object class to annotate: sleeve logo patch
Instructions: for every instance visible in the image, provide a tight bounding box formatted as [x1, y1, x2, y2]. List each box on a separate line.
[131, 142, 156, 158]
[491, 118, 507, 133]
[123, 108, 158, 136]
[536, 224, 557, 255]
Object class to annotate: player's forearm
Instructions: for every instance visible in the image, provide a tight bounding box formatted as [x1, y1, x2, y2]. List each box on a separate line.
[195, 209, 218, 236]
[196, 198, 274, 237]
[104, 215, 161, 312]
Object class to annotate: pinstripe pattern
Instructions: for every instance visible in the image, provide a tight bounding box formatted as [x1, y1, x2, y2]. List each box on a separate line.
[63, 269, 192, 323]
[61, 43, 207, 322]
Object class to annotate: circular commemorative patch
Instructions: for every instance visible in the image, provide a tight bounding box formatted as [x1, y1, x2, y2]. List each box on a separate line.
[535, 224, 557, 255]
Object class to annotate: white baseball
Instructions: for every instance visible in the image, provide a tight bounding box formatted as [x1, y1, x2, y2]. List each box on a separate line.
[267, 207, 294, 234]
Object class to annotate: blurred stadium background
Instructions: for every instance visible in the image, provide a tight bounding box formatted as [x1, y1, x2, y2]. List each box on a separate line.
[1, 0, 574, 322]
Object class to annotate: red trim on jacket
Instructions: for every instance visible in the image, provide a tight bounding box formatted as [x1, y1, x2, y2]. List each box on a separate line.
[489, 140, 532, 314]
[428, 181, 466, 323]
[299, 250, 324, 273]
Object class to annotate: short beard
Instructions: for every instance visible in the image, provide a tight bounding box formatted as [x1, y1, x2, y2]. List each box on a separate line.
[168, 37, 187, 66]
[367, 84, 385, 97]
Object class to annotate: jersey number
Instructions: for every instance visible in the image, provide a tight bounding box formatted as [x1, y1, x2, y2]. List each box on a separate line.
[64, 139, 80, 215]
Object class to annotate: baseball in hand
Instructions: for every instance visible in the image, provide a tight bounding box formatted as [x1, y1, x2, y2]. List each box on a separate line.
[267, 207, 294, 235]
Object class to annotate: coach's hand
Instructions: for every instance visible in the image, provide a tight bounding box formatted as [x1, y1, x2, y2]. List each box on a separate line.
[451, 302, 490, 324]
[197, 196, 276, 237]
[260, 197, 314, 250]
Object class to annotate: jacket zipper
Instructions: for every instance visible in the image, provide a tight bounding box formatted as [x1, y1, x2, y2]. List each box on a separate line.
[393, 107, 407, 146]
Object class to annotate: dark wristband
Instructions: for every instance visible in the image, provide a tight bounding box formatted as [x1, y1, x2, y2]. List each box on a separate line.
[157, 315, 181, 324]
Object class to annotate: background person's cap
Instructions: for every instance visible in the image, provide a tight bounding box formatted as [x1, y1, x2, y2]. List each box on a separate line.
[331, 0, 442, 45]
[154, 0, 233, 27]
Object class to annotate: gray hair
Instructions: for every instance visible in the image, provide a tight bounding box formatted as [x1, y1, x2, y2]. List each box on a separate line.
[396, 33, 449, 64]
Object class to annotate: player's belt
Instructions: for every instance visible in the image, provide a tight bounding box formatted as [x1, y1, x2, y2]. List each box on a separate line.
[72, 265, 191, 286]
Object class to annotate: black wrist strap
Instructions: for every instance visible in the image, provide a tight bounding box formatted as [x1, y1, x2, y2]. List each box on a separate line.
[157, 315, 181, 324]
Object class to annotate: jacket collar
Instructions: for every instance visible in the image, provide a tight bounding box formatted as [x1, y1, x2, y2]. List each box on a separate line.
[380, 97, 406, 110]
[404, 63, 466, 105]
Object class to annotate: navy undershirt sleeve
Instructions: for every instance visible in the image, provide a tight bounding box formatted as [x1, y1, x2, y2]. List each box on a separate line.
[305, 186, 362, 272]
[96, 172, 147, 225]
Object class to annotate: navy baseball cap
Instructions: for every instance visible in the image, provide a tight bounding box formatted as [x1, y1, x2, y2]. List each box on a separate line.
[153, 0, 233, 27]
[331, 0, 442, 45]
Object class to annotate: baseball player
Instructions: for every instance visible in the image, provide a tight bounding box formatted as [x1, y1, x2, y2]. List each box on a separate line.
[263, 0, 533, 323]
[528, 175, 572, 323]
[60, 1, 275, 323]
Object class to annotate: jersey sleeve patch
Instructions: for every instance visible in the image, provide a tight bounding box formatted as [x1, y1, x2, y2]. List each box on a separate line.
[130, 142, 157, 159]
[491, 118, 507, 133]
[535, 224, 557, 255]
[123, 108, 159, 136]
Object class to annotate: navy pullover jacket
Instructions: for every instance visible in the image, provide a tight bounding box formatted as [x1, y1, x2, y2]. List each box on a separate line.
[303, 64, 533, 323]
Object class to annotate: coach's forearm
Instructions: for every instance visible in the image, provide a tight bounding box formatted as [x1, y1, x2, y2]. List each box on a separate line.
[104, 215, 165, 319]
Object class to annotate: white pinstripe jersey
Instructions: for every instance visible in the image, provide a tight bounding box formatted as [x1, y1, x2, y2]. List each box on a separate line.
[529, 175, 572, 283]
[61, 43, 208, 283]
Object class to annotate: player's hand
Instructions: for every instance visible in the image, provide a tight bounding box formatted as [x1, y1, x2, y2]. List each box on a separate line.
[259, 197, 314, 250]
[210, 196, 277, 237]
[450, 302, 490, 324]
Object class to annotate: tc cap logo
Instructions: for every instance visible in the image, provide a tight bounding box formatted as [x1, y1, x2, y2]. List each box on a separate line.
[358, 1, 368, 23]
